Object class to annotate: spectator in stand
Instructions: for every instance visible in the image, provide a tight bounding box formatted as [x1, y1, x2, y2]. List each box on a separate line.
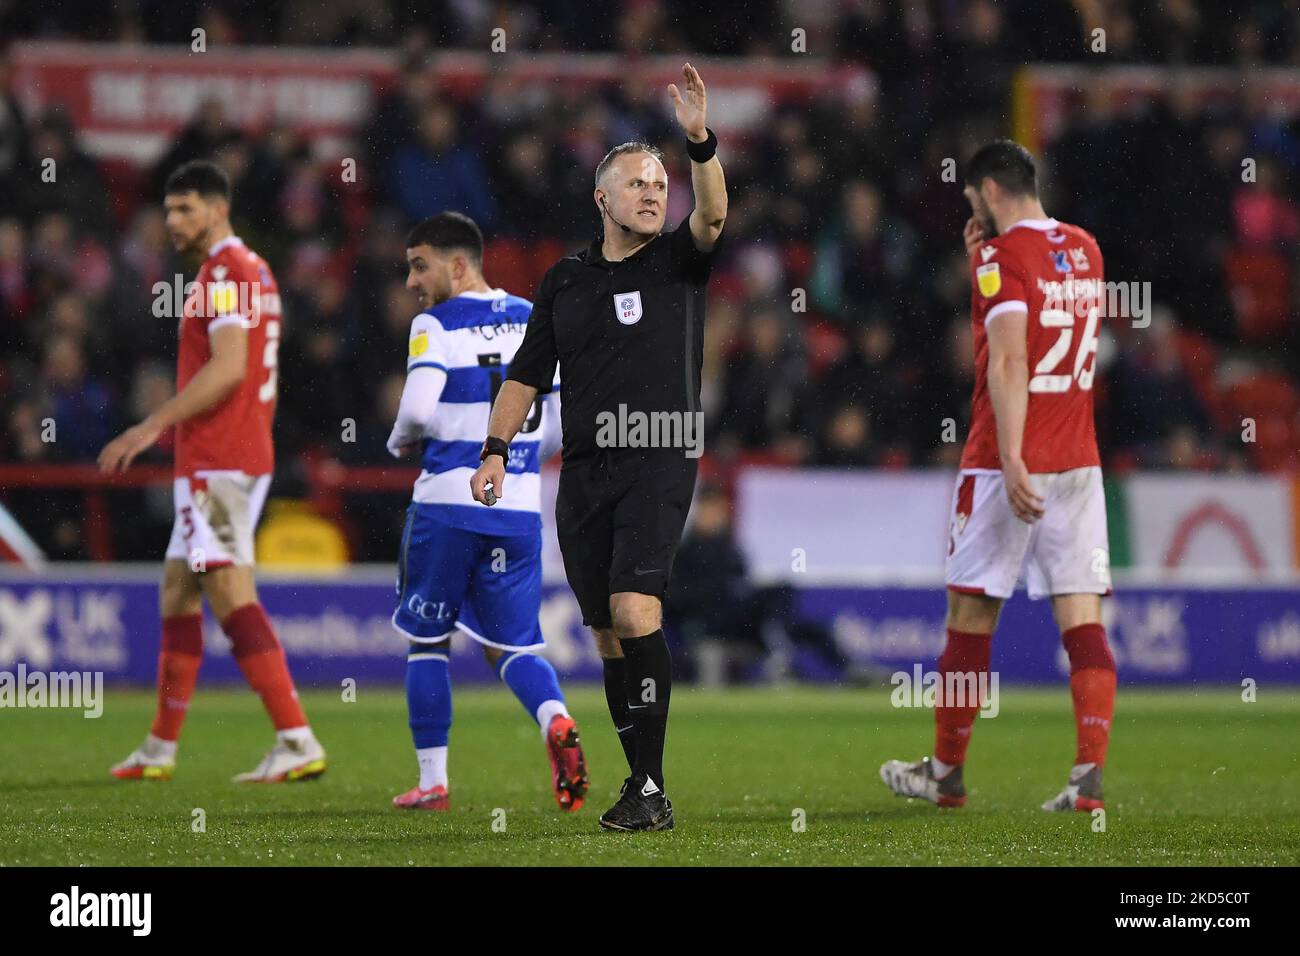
[6, 395, 51, 464]
[277, 270, 357, 458]
[814, 403, 879, 468]
[1163, 423, 1213, 471]
[127, 360, 176, 465]
[916, 313, 977, 467]
[0, 54, 29, 219]
[338, 373, 409, 562]
[388, 99, 495, 228]
[4, 394, 87, 560]
[810, 319, 912, 460]
[664, 481, 846, 684]
[0, 218, 32, 351]
[351, 276, 417, 394]
[810, 179, 919, 333]
[714, 307, 809, 459]
[1232, 154, 1300, 248]
[150, 96, 231, 197]
[493, 128, 561, 236]
[24, 113, 114, 242]
[363, 49, 437, 200]
[1106, 307, 1211, 465]
[42, 333, 113, 462]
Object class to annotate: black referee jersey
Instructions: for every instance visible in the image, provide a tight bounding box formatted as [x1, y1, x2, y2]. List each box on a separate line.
[506, 213, 724, 462]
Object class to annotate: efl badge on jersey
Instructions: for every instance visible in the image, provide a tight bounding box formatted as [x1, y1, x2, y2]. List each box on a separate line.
[976, 263, 1001, 298]
[208, 280, 238, 316]
[409, 331, 428, 357]
[614, 291, 643, 325]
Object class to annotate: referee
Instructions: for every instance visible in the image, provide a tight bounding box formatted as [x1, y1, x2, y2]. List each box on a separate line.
[471, 63, 727, 832]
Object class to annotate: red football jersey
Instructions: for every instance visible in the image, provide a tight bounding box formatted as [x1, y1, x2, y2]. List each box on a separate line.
[960, 218, 1104, 473]
[175, 236, 280, 477]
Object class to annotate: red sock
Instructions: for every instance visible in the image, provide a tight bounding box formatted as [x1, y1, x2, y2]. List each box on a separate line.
[933, 628, 993, 767]
[222, 603, 308, 731]
[1062, 622, 1116, 767]
[150, 614, 204, 742]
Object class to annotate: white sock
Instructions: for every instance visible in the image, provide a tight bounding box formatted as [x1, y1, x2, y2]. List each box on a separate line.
[417, 746, 448, 790]
[931, 756, 955, 779]
[535, 699, 569, 740]
[277, 726, 313, 747]
[143, 733, 177, 761]
[1070, 762, 1096, 783]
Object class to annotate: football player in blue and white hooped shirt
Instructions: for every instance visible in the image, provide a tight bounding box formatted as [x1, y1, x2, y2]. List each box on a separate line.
[386, 212, 589, 813]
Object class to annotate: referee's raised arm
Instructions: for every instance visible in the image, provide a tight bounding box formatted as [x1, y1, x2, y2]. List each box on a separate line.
[673, 62, 727, 251]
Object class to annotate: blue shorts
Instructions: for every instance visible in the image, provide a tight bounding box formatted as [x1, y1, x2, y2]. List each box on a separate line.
[392, 504, 544, 650]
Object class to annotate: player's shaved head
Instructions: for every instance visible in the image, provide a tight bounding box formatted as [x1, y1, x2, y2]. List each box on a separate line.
[964, 139, 1038, 198]
[593, 143, 668, 239]
[595, 142, 664, 188]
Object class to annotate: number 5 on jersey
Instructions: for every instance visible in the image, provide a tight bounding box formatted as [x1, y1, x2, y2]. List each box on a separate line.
[259, 319, 280, 403]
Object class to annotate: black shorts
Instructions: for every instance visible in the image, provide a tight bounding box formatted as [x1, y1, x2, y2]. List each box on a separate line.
[555, 451, 699, 629]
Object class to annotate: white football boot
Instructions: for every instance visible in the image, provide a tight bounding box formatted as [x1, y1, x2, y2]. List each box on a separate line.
[233, 733, 327, 783]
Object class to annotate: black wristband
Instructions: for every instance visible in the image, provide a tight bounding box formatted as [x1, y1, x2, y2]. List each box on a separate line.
[481, 437, 509, 461]
[686, 127, 717, 163]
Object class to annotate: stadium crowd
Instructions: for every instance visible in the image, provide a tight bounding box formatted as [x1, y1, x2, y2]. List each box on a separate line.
[2, 0, 1299, 562]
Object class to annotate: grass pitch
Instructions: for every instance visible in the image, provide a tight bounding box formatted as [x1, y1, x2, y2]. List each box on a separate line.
[2, 685, 1297, 866]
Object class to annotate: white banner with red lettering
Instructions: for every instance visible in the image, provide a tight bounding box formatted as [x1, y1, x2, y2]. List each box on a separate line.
[1124, 474, 1296, 575]
[10, 42, 872, 163]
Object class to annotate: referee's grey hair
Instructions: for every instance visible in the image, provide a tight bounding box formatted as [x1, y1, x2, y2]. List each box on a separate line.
[595, 142, 665, 187]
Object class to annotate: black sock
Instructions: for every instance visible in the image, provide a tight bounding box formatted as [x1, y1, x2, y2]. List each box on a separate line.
[620, 630, 672, 791]
[601, 656, 637, 773]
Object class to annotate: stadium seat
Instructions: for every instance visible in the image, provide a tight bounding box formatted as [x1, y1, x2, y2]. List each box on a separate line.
[805, 317, 848, 376]
[1223, 247, 1292, 342]
[482, 238, 532, 291]
[256, 500, 350, 568]
[783, 241, 812, 285]
[1220, 373, 1300, 470]
[99, 158, 148, 231]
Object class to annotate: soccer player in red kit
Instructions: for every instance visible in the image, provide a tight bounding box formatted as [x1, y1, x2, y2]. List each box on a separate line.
[881, 140, 1115, 812]
[99, 160, 326, 783]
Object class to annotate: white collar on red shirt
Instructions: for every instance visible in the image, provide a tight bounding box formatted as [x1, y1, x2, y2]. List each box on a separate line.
[207, 235, 245, 258]
[1004, 217, 1060, 233]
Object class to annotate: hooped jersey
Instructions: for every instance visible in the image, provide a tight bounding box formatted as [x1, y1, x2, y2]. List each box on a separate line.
[405, 289, 558, 534]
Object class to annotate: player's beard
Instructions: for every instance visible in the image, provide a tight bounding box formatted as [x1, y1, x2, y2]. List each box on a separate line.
[172, 233, 201, 262]
[174, 223, 211, 261]
[428, 271, 453, 306]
